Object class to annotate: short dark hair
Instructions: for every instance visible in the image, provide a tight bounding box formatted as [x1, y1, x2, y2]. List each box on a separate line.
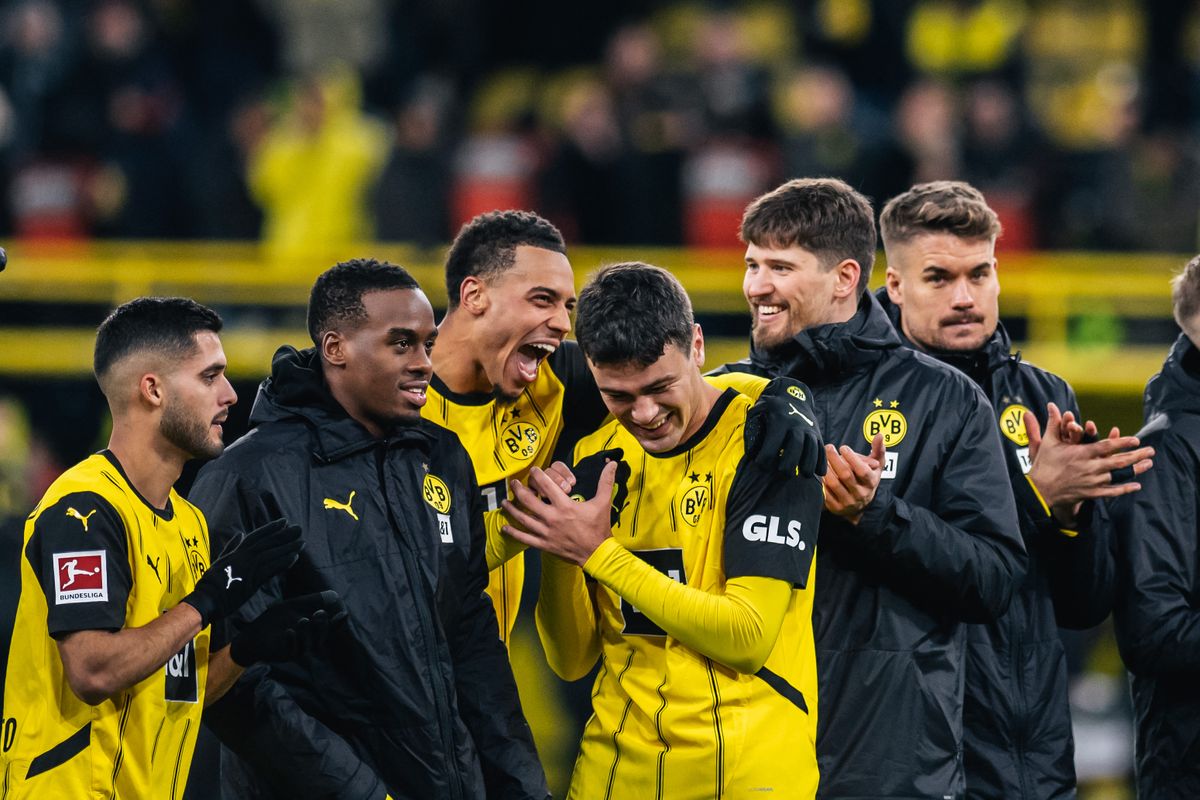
[575, 262, 694, 367]
[880, 181, 1002, 248]
[1172, 254, 1200, 337]
[444, 210, 566, 309]
[308, 258, 421, 344]
[740, 177, 877, 294]
[94, 297, 222, 378]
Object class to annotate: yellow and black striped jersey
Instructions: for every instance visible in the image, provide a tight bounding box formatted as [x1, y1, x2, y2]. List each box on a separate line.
[1, 451, 211, 799]
[423, 341, 607, 643]
[548, 387, 823, 800]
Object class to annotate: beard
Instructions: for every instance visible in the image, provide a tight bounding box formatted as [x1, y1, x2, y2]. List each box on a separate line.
[161, 401, 224, 460]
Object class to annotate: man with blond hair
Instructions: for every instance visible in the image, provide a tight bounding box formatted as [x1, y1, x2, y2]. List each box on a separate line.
[1111, 254, 1200, 798]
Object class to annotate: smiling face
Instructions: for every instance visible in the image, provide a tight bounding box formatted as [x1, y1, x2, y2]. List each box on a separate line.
[590, 328, 716, 454]
[743, 242, 848, 350]
[473, 245, 576, 401]
[159, 330, 237, 459]
[326, 288, 437, 435]
[885, 232, 999, 352]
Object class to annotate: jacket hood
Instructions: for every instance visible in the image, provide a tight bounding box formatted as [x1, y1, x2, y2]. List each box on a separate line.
[747, 291, 901, 382]
[1143, 333, 1200, 421]
[249, 345, 436, 460]
[874, 287, 1016, 383]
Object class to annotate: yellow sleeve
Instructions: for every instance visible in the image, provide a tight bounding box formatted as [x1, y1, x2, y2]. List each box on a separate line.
[705, 372, 769, 401]
[483, 508, 529, 571]
[583, 538, 791, 673]
[535, 554, 602, 681]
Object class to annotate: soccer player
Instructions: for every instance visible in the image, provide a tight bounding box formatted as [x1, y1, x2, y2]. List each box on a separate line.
[0, 297, 333, 799]
[878, 181, 1152, 798]
[1111, 254, 1200, 798]
[708, 178, 1026, 798]
[503, 262, 825, 799]
[424, 210, 608, 644]
[189, 260, 548, 799]
[425, 210, 825, 646]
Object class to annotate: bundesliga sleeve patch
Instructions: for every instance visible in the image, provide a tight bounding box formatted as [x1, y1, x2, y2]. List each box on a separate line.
[53, 550, 109, 604]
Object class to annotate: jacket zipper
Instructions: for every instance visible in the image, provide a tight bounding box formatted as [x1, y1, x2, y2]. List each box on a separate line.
[375, 447, 465, 800]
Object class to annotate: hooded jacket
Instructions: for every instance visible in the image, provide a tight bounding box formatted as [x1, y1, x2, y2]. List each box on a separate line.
[879, 290, 1114, 800]
[711, 292, 1025, 799]
[188, 346, 548, 800]
[1111, 333, 1200, 799]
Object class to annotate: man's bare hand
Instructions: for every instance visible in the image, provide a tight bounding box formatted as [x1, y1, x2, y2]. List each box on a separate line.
[823, 433, 885, 525]
[1026, 402, 1154, 526]
[501, 461, 618, 566]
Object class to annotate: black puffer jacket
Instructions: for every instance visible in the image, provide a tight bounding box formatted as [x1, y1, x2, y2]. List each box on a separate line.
[712, 292, 1025, 799]
[880, 291, 1114, 800]
[1111, 333, 1200, 799]
[189, 346, 548, 800]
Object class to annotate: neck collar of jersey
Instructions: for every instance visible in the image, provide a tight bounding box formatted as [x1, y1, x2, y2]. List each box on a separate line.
[648, 388, 739, 459]
[101, 449, 174, 520]
[429, 372, 498, 406]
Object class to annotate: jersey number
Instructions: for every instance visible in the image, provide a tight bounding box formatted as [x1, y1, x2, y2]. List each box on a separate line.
[620, 548, 686, 637]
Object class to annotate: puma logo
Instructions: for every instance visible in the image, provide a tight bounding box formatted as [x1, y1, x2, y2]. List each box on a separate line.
[146, 554, 161, 583]
[66, 507, 97, 531]
[787, 403, 815, 427]
[323, 491, 359, 521]
[224, 565, 242, 589]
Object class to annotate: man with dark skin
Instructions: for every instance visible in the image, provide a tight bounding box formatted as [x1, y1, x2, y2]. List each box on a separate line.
[190, 260, 547, 800]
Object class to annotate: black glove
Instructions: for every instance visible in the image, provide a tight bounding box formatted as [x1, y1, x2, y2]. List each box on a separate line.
[571, 448, 632, 526]
[229, 590, 347, 666]
[182, 518, 304, 627]
[744, 378, 826, 478]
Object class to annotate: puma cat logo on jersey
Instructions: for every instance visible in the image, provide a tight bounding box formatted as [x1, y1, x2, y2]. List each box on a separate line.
[66, 507, 97, 531]
[323, 491, 359, 520]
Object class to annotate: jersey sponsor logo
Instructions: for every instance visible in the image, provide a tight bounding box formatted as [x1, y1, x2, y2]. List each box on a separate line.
[164, 638, 198, 703]
[65, 507, 97, 531]
[323, 490, 359, 520]
[1, 715, 15, 752]
[422, 474, 452, 513]
[53, 550, 108, 604]
[480, 478, 507, 512]
[742, 514, 807, 551]
[998, 404, 1032, 446]
[620, 548, 686, 636]
[437, 513, 454, 543]
[500, 420, 541, 462]
[863, 399, 907, 447]
[678, 470, 713, 527]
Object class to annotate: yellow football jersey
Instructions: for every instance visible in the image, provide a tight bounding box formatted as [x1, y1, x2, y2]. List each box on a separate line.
[552, 388, 823, 800]
[1, 451, 211, 799]
[424, 341, 607, 644]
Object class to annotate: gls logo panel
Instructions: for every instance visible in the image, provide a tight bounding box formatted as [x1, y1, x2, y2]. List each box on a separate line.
[742, 515, 806, 551]
[165, 638, 198, 703]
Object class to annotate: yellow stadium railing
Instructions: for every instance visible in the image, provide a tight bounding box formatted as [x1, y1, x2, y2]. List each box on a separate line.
[0, 242, 1189, 393]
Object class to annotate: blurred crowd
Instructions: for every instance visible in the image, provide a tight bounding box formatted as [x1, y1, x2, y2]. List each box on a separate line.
[0, 0, 1197, 252]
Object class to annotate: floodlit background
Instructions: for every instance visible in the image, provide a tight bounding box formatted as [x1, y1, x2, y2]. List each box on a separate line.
[3, 1, 1198, 797]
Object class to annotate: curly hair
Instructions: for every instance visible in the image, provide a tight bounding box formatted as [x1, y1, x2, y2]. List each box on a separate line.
[443, 210, 566, 308]
[307, 258, 421, 344]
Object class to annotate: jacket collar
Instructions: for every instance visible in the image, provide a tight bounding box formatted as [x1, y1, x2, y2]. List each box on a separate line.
[747, 291, 902, 383]
[249, 346, 437, 461]
[874, 287, 1016, 385]
[1144, 333, 1200, 421]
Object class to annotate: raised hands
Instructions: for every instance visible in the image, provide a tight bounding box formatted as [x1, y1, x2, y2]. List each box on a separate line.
[1026, 402, 1154, 526]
